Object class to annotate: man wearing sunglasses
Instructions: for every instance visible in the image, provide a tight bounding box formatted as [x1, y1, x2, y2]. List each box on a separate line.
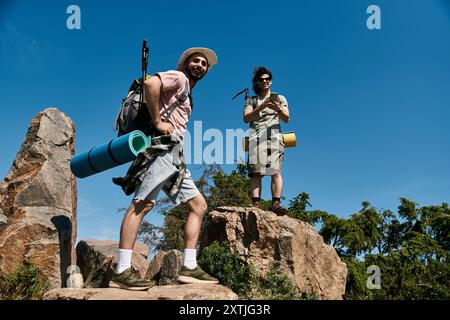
[243, 66, 290, 215]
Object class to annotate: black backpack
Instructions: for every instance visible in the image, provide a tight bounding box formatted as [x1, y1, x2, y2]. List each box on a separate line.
[114, 39, 154, 137]
[114, 75, 155, 137]
[113, 75, 191, 137]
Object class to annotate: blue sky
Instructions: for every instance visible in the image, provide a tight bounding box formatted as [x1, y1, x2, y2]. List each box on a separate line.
[1, 0, 449, 242]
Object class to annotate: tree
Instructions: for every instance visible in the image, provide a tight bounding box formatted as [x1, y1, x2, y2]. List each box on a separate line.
[341, 199, 450, 299]
[350, 202, 383, 255]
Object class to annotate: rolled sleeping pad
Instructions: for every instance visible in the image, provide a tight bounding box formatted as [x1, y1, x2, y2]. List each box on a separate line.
[283, 131, 297, 148]
[243, 131, 297, 151]
[70, 130, 149, 178]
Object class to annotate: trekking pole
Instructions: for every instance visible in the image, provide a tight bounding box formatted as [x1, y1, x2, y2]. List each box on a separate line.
[232, 88, 249, 100]
[140, 39, 149, 105]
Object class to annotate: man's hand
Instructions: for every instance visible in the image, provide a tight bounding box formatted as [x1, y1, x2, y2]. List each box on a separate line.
[264, 100, 282, 112]
[155, 120, 175, 135]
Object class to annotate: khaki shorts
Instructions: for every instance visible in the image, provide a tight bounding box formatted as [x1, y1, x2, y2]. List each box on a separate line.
[247, 131, 285, 177]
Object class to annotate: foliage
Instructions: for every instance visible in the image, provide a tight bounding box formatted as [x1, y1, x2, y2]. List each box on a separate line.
[198, 241, 258, 298]
[342, 257, 375, 300]
[155, 204, 188, 251]
[198, 241, 309, 300]
[0, 263, 49, 300]
[138, 220, 163, 254]
[261, 267, 311, 300]
[323, 200, 450, 300]
[200, 163, 252, 211]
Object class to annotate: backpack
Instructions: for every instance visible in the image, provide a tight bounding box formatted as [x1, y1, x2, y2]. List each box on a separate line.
[113, 75, 191, 137]
[114, 75, 154, 137]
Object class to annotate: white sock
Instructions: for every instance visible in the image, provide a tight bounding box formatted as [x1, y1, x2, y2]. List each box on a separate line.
[115, 249, 133, 274]
[183, 248, 197, 269]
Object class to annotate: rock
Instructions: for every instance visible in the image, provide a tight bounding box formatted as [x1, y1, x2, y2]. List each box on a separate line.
[145, 251, 166, 281]
[76, 239, 149, 288]
[201, 206, 348, 300]
[159, 250, 183, 286]
[43, 283, 238, 300]
[0, 108, 77, 289]
[0, 213, 7, 229]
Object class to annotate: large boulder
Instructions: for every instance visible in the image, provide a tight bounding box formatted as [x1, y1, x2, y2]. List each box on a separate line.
[76, 239, 150, 288]
[201, 206, 348, 300]
[0, 108, 77, 289]
[43, 283, 238, 300]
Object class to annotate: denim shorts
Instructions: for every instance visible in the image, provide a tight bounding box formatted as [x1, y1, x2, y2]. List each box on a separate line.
[133, 148, 200, 205]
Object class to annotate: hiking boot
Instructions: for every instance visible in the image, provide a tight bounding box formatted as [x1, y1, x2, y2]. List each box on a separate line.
[270, 201, 287, 216]
[109, 267, 156, 291]
[251, 197, 261, 209]
[252, 201, 261, 209]
[178, 266, 219, 284]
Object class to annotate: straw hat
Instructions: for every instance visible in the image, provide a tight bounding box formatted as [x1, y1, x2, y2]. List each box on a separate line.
[177, 47, 218, 70]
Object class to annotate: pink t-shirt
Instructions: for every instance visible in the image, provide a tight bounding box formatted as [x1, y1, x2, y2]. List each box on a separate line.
[155, 70, 191, 136]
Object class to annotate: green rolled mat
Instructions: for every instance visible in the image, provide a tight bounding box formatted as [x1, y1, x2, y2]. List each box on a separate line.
[70, 130, 149, 178]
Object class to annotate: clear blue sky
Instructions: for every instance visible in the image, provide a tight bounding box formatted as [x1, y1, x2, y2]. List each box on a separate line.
[1, 0, 449, 241]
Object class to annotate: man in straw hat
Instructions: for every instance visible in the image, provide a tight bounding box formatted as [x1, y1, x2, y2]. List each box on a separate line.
[110, 48, 219, 290]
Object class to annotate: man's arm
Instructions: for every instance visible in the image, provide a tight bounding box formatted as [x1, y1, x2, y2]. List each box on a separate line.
[277, 104, 290, 123]
[265, 97, 290, 123]
[143, 76, 174, 134]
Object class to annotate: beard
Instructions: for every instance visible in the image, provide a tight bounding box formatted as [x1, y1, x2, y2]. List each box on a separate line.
[187, 69, 203, 81]
[187, 68, 206, 81]
[184, 61, 206, 81]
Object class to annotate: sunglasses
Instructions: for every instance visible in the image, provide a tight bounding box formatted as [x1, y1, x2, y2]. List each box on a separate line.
[258, 77, 271, 82]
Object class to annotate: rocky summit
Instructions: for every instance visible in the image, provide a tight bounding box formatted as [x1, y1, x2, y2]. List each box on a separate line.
[0, 108, 77, 289]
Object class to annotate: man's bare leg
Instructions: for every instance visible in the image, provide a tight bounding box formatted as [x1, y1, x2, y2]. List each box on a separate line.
[184, 194, 208, 250]
[251, 174, 262, 198]
[119, 199, 154, 249]
[271, 171, 283, 198]
[250, 174, 262, 207]
[178, 194, 219, 283]
[110, 199, 156, 290]
[115, 200, 154, 274]
[270, 171, 286, 215]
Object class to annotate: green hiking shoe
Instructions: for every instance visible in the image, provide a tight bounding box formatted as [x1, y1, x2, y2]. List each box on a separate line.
[109, 267, 156, 291]
[178, 266, 219, 284]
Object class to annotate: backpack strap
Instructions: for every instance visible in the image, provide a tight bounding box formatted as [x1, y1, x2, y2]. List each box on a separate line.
[158, 73, 192, 120]
[159, 89, 191, 120]
[248, 96, 258, 127]
[250, 96, 258, 110]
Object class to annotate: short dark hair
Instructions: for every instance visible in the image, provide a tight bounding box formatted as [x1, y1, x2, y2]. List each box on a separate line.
[252, 66, 272, 95]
